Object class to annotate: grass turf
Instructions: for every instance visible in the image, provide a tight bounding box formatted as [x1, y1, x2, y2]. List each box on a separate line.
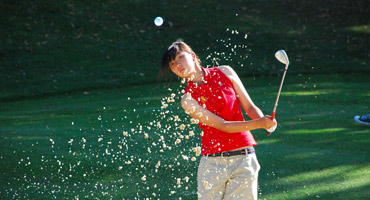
[1, 73, 369, 199]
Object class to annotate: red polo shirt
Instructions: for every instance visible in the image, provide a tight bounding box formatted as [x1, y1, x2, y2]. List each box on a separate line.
[184, 67, 257, 156]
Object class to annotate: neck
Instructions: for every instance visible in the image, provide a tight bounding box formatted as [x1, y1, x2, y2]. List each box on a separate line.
[188, 66, 204, 83]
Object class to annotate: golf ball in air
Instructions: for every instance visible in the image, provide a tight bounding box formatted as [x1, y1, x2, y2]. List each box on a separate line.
[154, 17, 164, 26]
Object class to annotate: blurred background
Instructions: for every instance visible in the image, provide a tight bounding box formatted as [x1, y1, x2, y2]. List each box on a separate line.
[1, 0, 369, 100]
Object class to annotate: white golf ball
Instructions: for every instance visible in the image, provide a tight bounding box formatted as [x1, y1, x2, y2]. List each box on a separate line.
[154, 16, 164, 26]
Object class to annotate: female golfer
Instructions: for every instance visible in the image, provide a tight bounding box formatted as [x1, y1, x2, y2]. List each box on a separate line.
[161, 39, 277, 200]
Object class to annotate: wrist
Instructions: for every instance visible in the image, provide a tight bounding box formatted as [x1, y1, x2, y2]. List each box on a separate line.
[255, 118, 265, 129]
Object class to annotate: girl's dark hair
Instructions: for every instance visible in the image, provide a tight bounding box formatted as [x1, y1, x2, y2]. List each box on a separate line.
[161, 39, 201, 70]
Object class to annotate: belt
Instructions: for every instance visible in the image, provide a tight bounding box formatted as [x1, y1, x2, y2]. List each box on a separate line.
[206, 148, 255, 157]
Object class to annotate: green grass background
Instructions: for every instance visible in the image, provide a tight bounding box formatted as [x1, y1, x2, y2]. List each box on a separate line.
[1, 0, 370, 100]
[1, 0, 370, 199]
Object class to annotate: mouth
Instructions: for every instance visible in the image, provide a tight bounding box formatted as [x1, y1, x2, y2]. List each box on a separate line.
[180, 68, 185, 73]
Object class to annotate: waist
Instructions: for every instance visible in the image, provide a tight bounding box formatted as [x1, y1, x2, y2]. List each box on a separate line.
[200, 129, 257, 156]
[204, 147, 255, 157]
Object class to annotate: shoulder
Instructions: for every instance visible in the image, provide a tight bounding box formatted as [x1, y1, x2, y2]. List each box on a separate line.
[216, 65, 238, 81]
[217, 65, 234, 74]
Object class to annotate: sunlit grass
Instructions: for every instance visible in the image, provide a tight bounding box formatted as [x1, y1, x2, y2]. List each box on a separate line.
[362, 92, 370, 97]
[344, 24, 370, 33]
[1, 73, 369, 199]
[281, 165, 369, 183]
[284, 128, 347, 134]
[255, 138, 282, 145]
[281, 88, 344, 96]
[267, 165, 370, 199]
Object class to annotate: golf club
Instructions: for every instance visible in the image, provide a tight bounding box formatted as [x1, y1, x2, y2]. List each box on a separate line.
[267, 50, 290, 136]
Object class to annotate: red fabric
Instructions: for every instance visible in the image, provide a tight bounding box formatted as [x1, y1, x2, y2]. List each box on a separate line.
[184, 67, 257, 156]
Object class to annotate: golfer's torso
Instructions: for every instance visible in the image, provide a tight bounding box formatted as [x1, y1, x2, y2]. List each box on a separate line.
[185, 67, 257, 155]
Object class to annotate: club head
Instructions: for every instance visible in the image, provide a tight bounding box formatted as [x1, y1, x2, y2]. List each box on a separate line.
[275, 50, 289, 67]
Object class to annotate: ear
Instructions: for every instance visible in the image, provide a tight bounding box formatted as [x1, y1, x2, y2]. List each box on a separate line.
[191, 52, 196, 61]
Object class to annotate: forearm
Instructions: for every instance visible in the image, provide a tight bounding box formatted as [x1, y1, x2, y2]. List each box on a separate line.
[181, 93, 274, 133]
[218, 119, 264, 133]
[246, 105, 264, 120]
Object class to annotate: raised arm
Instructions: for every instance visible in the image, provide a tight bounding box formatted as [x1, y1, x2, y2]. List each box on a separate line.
[218, 66, 264, 120]
[181, 93, 275, 133]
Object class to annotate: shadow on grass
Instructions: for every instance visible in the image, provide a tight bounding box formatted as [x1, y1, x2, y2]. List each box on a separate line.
[257, 141, 370, 199]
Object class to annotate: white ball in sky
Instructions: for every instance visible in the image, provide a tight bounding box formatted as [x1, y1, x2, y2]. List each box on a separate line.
[154, 16, 164, 26]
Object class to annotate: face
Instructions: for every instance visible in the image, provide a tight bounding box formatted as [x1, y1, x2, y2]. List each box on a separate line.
[169, 51, 196, 79]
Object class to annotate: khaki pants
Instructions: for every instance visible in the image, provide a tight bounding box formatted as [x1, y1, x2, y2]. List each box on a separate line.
[197, 153, 260, 200]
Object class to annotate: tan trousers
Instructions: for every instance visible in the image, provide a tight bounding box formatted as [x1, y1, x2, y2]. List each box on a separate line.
[197, 153, 260, 200]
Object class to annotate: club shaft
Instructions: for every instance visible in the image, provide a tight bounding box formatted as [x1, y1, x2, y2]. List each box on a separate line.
[267, 64, 289, 136]
[272, 66, 288, 115]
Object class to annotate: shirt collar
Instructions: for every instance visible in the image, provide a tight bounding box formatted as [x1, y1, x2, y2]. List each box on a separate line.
[189, 66, 209, 87]
[202, 66, 210, 83]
